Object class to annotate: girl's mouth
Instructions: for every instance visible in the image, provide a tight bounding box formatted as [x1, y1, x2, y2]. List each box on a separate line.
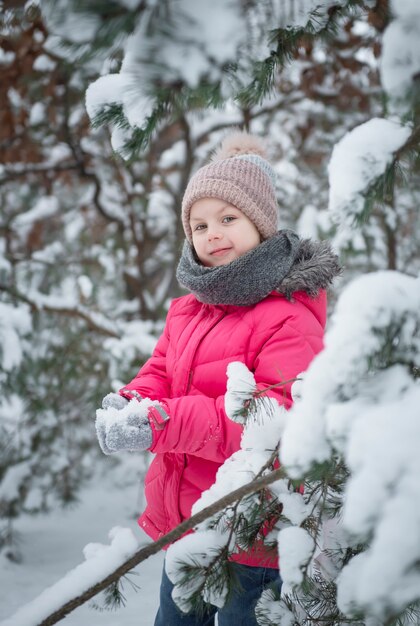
[210, 247, 232, 256]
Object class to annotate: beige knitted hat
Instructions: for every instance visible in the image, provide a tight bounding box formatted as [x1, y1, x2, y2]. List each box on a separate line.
[181, 131, 279, 243]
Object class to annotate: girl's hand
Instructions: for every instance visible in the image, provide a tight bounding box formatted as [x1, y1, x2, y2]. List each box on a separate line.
[101, 392, 129, 411]
[95, 398, 154, 455]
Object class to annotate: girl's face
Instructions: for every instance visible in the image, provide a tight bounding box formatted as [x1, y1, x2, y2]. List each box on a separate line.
[190, 197, 261, 267]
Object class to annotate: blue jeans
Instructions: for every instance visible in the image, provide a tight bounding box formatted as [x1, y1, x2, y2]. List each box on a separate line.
[154, 561, 282, 626]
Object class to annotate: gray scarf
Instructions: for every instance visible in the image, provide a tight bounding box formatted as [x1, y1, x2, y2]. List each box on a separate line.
[176, 230, 341, 306]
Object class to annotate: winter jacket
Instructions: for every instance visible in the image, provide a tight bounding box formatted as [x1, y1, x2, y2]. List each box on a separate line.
[120, 287, 327, 567]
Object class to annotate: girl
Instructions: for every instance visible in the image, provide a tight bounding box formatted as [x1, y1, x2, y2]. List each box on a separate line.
[96, 131, 341, 625]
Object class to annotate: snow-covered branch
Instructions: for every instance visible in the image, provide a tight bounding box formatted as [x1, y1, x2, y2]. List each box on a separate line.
[0, 467, 285, 626]
[0, 283, 120, 338]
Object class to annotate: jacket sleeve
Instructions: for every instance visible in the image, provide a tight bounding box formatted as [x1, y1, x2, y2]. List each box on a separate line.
[150, 317, 322, 462]
[252, 320, 321, 410]
[119, 308, 171, 402]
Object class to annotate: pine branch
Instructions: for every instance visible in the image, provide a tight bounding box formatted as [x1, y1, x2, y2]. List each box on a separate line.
[22, 467, 285, 626]
[236, 0, 367, 107]
[39, 0, 149, 63]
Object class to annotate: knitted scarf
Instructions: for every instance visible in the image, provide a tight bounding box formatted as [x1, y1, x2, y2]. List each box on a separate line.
[176, 230, 298, 306]
[176, 230, 341, 306]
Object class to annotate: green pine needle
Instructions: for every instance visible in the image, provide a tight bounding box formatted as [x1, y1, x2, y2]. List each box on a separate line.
[89, 573, 140, 612]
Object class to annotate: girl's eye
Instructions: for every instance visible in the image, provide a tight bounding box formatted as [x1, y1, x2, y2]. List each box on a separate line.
[222, 216, 236, 224]
[194, 224, 206, 231]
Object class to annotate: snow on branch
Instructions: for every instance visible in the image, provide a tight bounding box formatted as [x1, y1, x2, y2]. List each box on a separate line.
[164, 366, 291, 614]
[0, 468, 285, 626]
[85, 0, 245, 158]
[0, 284, 120, 338]
[380, 0, 420, 102]
[281, 270, 419, 474]
[0, 527, 139, 626]
[0, 302, 31, 371]
[279, 270, 420, 621]
[328, 118, 412, 227]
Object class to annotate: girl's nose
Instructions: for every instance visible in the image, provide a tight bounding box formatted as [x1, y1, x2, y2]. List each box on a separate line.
[207, 228, 222, 241]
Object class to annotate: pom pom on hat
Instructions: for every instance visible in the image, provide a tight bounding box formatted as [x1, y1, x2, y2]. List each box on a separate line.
[211, 130, 267, 161]
[181, 130, 279, 243]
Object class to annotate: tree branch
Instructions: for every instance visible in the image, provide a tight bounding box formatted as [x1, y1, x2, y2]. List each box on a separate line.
[0, 283, 119, 338]
[33, 467, 285, 626]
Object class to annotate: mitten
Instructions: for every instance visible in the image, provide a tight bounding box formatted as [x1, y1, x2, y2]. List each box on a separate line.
[96, 399, 156, 455]
[96, 410, 114, 455]
[106, 413, 153, 452]
[101, 392, 129, 410]
[96, 392, 129, 454]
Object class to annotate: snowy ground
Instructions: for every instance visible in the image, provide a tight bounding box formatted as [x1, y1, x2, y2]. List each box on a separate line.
[0, 464, 163, 625]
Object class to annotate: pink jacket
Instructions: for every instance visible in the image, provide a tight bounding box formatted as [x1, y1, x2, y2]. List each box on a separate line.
[121, 289, 327, 567]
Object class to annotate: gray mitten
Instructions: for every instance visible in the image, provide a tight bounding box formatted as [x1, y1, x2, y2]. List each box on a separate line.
[96, 392, 129, 454]
[96, 399, 154, 455]
[106, 413, 153, 452]
[102, 392, 129, 410]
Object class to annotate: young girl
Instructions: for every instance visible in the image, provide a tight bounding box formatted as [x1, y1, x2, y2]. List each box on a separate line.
[96, 131, 341, 625]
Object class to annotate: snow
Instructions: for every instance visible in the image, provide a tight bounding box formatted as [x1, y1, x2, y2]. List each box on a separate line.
[256, 589, 295, 626]
[41, 3, 99, 45]
[166, 531, 231, 612]
[296, 204, 321, 239]
[14, 196, 59, 228]
[29, 102, 46, 125]
[0, 302, 31, 371]
[165, 362, 290, 612]
[85, 74, 134, 120]
[380, 0, 420, 98]
[336, 383, 420, 619]
[224, 361, 256, 424]
[103, 319, 157, 364]
[25, 289, 119, 337]
[157, 0, 244, 86]
[0, 462, 31, 503]
[33, 54, 56, 72]
[158, 140, 186, 169]
[146, 189, 176, 237]
[1, 527, 139, 626]
[0, 475, 163, 626]
[281, 270, 420, 476]
[277, 527, 313, 589]
[328, 118, 412, 225]
[270, 487, 309, 526]
[0, 49, 15, 65]
[48, 143, 73, 164]
[85, 0, 245, 155]
[279, 270, 420, 619]
[278, 0, 346, 29]
[77, 274, 93, 299]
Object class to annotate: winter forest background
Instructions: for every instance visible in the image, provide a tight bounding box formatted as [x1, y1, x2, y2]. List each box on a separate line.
[1, 0, 419, 625]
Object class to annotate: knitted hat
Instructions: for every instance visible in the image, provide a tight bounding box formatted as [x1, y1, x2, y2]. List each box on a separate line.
[181, 131, 279, 242]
